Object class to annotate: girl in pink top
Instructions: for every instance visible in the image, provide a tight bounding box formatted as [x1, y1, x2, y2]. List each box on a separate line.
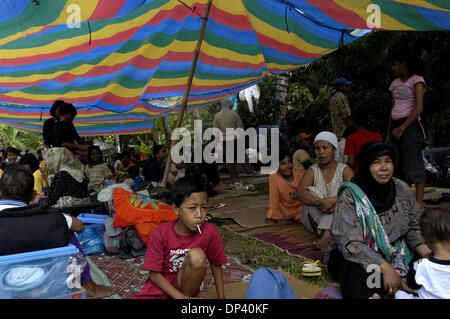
[386, 50, 427, 211]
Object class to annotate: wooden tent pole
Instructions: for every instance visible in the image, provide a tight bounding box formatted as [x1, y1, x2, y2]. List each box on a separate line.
[161, 0, 213, 188]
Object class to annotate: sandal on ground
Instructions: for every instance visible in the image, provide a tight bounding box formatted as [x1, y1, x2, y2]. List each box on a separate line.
[301, 260, 322, 277]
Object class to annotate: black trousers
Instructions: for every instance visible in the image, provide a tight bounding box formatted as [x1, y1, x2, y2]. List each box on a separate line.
[327, 249, 386, 299]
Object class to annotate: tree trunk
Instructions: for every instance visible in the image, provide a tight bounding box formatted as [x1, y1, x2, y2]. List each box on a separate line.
[274, 73, 289, 129]
[423, 112, 434, 147]
[162, 116, 172, 147]
[192, 109, 201, 122]
[115, 135, 121, 153]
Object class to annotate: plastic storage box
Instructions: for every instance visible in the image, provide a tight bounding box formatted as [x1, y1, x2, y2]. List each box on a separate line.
[77, 213, 108, 225]
[0, 244, 79, 299]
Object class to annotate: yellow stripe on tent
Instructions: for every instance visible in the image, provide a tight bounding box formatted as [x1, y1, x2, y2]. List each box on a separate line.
[4, 83, 144, 100]
[51, 0, 100, 26]
[337, 0, 414, 30]
[0, 0, 177, 59]
[392, 0, 450, 12]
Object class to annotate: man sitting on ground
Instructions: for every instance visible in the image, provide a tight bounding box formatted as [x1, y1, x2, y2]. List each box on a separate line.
[0, 164, 115, 298]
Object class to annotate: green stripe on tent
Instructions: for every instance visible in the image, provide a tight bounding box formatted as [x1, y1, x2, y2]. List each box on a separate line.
[21, 75, 147, 94]
[244, 0, 339, 48]
[374, 0, 441, 30]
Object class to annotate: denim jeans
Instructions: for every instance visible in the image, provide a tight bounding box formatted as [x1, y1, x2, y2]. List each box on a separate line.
[245, 268, 296, 299]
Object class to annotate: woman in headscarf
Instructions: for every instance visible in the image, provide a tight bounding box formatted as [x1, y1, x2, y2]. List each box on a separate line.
[297, 131, 354, 251]
[42, 147, 90, 207]
[325, 142, 431, 299]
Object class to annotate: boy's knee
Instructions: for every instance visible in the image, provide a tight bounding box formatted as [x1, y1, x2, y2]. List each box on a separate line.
[186, 248, 207, 269]
[252, 267, 273, 279]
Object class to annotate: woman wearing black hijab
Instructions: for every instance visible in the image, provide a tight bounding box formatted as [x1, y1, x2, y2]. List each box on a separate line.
[324, 142, 431, 299]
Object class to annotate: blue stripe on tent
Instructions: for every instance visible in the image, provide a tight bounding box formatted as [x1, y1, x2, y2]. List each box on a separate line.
[0, 0, 28, 23]
[417, 7, 450, 30]
[287, 0, 354, 30]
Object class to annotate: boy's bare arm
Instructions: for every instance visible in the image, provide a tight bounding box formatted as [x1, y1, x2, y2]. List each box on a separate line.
[210, 263, 225, 299]
[149, 271, 188, 299]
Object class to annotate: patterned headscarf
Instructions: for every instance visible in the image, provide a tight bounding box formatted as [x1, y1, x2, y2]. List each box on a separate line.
[42, 147, 85, 185]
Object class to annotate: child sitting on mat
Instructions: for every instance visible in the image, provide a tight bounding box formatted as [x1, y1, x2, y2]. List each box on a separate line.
[266, 147, 303, 223]
[395, 208, 450, 299]
[133, 174, 228, 299]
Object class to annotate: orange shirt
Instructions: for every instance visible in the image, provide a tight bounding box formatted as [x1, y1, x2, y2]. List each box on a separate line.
[267, 172, 303, 220]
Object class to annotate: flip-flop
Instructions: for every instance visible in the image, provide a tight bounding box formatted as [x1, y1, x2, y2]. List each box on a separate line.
[301, 260, 322, 277]
[207, 203, 227, 211]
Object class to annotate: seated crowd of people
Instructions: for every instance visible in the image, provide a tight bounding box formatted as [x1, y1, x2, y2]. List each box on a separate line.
[0, 96, 448, 300]
[264, 128, 448, 299]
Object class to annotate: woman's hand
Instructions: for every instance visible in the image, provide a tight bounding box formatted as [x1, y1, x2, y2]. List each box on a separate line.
[400, 278, 417, 294]
[30, 193, 46, 205]
[392, 126, 405, 140]
[380, 262, 402, 296]
[318, 197, 337, 214]
[70, 217, 85, 233]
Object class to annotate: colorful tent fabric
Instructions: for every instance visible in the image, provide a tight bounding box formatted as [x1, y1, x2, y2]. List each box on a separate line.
[1, 0, 449, 135]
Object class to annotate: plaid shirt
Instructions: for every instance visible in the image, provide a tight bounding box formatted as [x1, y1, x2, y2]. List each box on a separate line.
[329, 91, 351, 139]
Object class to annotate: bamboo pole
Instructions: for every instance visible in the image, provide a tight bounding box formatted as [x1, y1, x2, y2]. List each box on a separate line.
[161, 0, 213, 188]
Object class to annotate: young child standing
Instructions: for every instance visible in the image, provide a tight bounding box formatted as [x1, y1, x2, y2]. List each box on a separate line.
[134, 174, 228, 299]
[396, 209, 450, 299]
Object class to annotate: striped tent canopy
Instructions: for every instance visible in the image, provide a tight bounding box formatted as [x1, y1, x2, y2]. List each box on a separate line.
[0, 0, 449, 135]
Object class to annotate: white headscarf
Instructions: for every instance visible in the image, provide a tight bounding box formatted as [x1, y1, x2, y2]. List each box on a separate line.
[314, 131, 339, 160]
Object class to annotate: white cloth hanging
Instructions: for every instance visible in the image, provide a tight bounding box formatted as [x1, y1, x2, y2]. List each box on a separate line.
[239, 84, 260, 112]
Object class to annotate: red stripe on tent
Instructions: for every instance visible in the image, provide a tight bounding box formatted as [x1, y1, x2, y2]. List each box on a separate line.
[198, 51, 266, 70]
[89, 0, 127, 20]
[209, 4, 254, 32]
[255, 31, 324, 59]
[304, 0, 368, 29]
[0, 27, 142, 66]
[0, 91, 140, 107]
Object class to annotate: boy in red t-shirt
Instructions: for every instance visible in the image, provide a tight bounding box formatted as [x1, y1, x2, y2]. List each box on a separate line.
[134, 175, 228, 299]
[344, 109, 383, 174]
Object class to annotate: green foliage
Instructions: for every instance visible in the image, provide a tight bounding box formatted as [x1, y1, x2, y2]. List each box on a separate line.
[294, 30, 450, 147]
[0, 125, 42, 151]
[238, 30, 450, 148]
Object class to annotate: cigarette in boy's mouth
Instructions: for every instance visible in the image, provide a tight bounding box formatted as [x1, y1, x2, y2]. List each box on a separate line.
[196, 224, 202, 234]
